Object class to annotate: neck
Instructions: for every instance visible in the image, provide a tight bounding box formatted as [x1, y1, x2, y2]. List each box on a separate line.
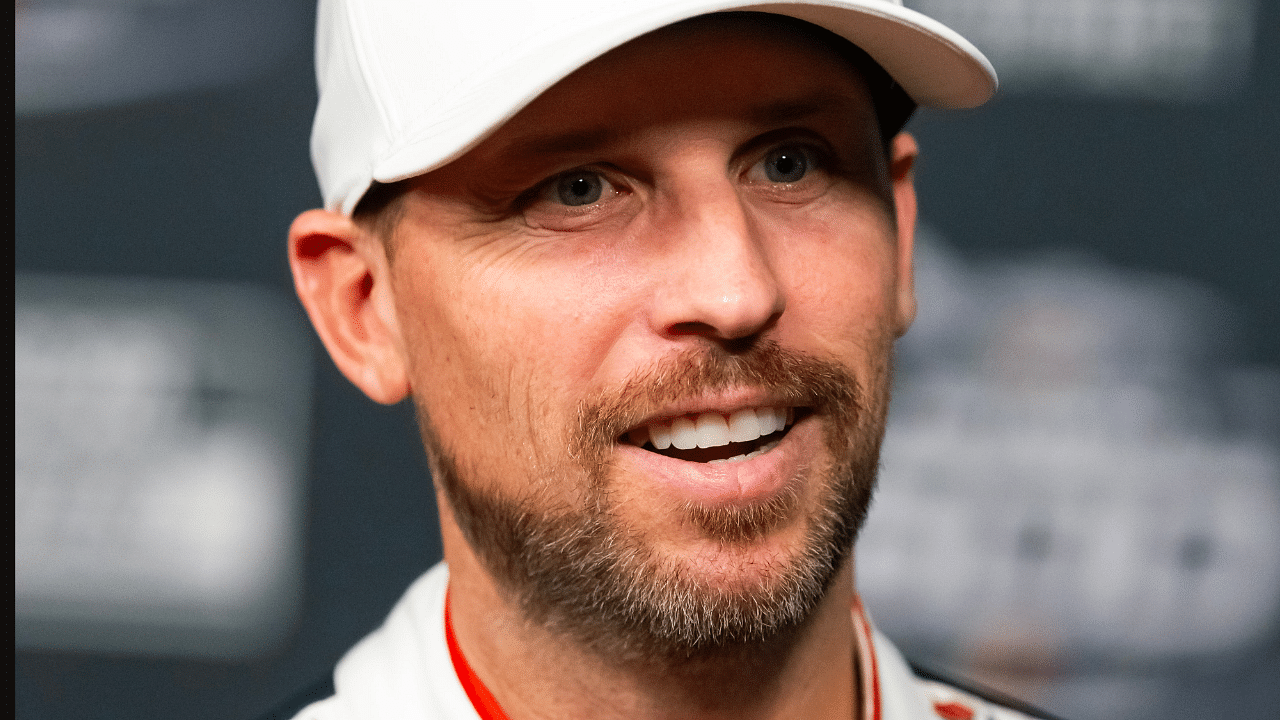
[440, 513, 860, 720]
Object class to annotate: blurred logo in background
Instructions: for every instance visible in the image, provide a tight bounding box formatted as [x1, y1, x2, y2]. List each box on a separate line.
[14, 0, 308, 115]
[859, 228, 1280, 719]
[14, 274, 313, 658]
[908, 0, 1257, 100]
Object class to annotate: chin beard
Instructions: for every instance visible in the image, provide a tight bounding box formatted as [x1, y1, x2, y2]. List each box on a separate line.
[420, 340, 888, 662]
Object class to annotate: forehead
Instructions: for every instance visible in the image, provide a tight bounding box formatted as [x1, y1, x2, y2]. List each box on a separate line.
[554, 14, 874, 110]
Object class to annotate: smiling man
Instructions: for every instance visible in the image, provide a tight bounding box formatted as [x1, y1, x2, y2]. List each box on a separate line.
[275, 1, 1047, 719]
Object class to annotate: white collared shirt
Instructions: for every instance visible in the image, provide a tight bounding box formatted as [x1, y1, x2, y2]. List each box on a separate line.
[291, 563, 1040, 720]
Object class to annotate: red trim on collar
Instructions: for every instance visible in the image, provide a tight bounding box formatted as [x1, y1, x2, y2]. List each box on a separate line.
[933, 700, 976, 720]
[852, 597, 883, 720]
[444, 592, 513, 720]
[444, 590, 881, 720]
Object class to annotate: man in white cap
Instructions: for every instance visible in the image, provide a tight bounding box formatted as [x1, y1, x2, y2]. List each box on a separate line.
[271, 1, 1054, 718]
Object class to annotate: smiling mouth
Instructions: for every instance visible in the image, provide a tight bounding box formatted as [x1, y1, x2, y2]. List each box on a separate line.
[621, 406, 800, 464]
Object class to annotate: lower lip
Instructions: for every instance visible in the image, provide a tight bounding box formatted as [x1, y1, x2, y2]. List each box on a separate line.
[615, 417, 817, 506]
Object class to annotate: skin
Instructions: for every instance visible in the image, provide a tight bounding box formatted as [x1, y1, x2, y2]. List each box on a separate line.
[289, 17, 918, 720]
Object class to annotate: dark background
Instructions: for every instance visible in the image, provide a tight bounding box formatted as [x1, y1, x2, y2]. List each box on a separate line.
[15, 2, 1278, 718]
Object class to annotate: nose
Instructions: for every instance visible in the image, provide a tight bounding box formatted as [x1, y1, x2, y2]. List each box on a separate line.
[649, 179, 785, 343]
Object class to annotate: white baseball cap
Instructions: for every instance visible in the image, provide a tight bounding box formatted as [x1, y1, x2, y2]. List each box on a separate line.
[311, 0, 997, 215]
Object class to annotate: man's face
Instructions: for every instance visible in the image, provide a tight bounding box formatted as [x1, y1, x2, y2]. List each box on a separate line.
[382, 17, 915, 658]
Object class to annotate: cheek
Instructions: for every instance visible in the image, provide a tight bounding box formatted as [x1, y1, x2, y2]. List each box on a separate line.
[392, 244, 641, 473]
[764, 204, 903, 353]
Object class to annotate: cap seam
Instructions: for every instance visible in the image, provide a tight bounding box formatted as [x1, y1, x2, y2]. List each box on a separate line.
[343, 0, 397, 182]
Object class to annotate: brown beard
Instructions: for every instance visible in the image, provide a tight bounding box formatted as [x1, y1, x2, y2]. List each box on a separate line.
[418, 340, 889, 662]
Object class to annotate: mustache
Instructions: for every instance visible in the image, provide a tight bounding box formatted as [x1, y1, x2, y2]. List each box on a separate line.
[575, 340, 864, 458]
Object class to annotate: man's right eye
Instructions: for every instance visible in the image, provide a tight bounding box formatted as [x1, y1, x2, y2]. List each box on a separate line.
[519, 168, 632, 231]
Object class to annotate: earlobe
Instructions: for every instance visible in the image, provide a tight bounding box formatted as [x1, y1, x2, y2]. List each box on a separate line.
[288, 209, 411, 404]
[889, 132, 919, 337]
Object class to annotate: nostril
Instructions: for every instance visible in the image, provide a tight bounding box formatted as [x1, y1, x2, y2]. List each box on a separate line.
[665, 321, 779, 349]
[667, 320, 717, 337]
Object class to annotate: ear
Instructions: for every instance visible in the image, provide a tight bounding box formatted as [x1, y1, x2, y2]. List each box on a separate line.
[288, 209, 410, 404]
[888, 132, 919, 337]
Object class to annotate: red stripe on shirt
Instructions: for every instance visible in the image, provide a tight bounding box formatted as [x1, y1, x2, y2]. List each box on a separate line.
[444, 592, 513, 720]
[852, 596, 883, 720]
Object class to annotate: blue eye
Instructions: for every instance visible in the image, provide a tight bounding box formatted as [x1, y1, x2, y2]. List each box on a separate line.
[556, 172, 604, 206]
[763, 146, 810, 183]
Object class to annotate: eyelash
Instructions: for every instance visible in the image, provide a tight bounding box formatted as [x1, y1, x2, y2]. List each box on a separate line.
[517, 168, 621, 209]
[752, 141, 835, 179]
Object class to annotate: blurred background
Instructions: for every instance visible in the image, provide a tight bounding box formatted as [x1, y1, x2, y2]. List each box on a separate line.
[13, 1, 1279, 718]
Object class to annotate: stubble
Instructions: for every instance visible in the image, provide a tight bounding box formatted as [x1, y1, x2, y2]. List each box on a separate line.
[419, 340, 890, 662]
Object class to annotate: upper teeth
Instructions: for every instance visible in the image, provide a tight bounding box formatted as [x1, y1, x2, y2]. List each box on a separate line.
[628, 406, 794, 451]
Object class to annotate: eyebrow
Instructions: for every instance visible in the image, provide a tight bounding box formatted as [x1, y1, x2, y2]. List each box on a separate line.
[498, 90, 864, 161]
[746, 90, 862, 126]
[503, 127, 621, 160]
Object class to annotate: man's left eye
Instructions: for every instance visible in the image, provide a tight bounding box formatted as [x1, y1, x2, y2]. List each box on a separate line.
[554, 171, 607, 206]
[743, 143, 833, 201]
[761, 145, 814, 183]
